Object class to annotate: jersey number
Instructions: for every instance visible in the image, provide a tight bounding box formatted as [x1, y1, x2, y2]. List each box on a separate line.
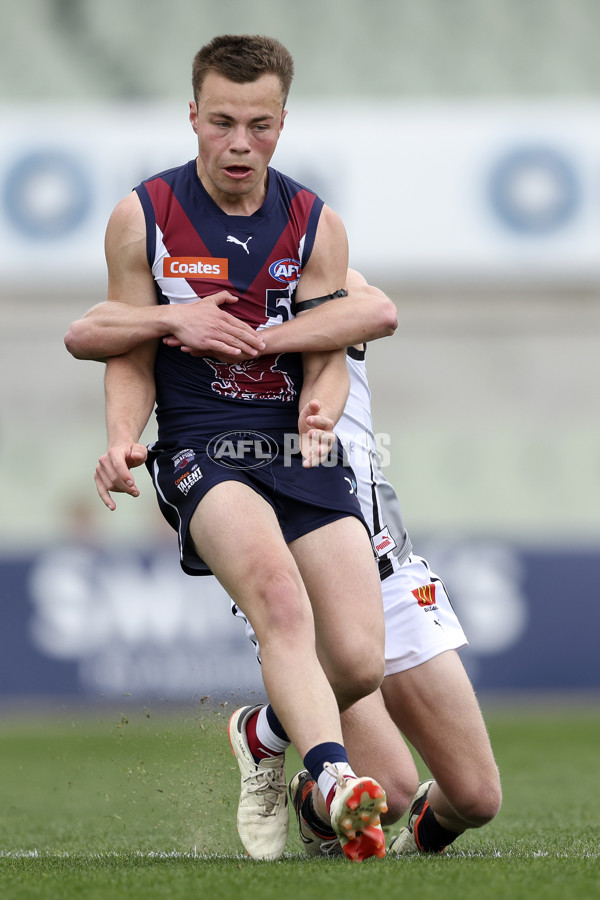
[265, 289, 292, 323]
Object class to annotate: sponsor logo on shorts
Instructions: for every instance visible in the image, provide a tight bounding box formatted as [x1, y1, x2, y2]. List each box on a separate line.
[372, 526, 398, 558]
[172, 449, 203, 495]
[207, 431, 280, 469]
[412, 583, 437, 607]
[164, 257, 229, 279]
[269, 258, 302, 283]
[173, 449, 196, 471]
[344, 475, 358, 495]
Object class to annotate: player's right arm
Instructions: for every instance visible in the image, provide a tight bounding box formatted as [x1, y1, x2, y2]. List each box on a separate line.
[94, 193, 159, 510]
[95, 348, 156, 510]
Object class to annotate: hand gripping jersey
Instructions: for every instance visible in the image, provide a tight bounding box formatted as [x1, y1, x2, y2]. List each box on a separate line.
[134, 159, 324, 444]
[337, 347, 412, 577]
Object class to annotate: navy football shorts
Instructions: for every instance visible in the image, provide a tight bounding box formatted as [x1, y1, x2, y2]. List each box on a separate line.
[146, 431, 367, 576]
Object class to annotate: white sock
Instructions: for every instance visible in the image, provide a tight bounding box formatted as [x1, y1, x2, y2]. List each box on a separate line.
[255, 706, 290, 756]
[317, 762, 355, 812]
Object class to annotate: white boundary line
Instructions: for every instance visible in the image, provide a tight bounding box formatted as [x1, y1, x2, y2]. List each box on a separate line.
[1, 849, 599, 860]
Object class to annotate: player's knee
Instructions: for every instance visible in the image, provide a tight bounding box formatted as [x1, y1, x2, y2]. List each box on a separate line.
[358, 658, 386, 698]
[252, 570, 310, 638]
[455, 776, 502, 828]
[478, 778, 503, 825]
[354, 670, 384, 705]
[380, 772, 418, 826]
[331, 660, 385, 711]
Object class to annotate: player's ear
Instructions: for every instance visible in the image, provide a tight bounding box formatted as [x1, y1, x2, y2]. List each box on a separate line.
[279, 109, 287, 134]
[189, 100, 198, 134]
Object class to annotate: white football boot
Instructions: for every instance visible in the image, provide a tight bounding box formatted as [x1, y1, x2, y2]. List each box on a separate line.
[228, 705, 288, 860]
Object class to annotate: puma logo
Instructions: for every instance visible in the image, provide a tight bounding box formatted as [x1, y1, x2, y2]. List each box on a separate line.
[227, 235, 253, 254]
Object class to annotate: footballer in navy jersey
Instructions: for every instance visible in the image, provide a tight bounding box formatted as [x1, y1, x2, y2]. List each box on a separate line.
[135, 160, 323, 440]
[79, 36, 393, 863]
[133, 159, 368, 574]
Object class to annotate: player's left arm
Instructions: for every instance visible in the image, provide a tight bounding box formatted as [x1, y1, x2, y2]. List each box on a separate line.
[296, 206, 351, 467]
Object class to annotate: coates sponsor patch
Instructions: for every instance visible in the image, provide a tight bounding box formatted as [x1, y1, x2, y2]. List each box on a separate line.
[412, 583, 437, 607]
[269, 258, 302, 283]
[164, 257, 229, 279]
[372, 526, 398, 558]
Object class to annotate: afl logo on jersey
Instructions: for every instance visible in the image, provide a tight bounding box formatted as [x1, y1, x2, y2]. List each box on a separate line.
[269, 258, 302, 283]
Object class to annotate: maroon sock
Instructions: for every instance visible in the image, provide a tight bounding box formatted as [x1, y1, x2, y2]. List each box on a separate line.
[245, 710, 278, 762]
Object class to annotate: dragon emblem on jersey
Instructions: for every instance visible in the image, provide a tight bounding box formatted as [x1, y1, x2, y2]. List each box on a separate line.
[205, 356, 296, 402]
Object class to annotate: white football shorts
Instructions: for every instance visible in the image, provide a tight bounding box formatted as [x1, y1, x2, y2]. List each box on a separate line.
[382, 554, 468, 676]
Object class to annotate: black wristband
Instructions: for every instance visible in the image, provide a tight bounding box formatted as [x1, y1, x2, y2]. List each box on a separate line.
[294, 288, 348, 314]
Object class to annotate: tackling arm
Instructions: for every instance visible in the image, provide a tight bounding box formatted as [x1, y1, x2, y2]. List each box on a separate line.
[263, 268, 398, 355]
[64, 294, 266, 363]
[63, 192, 265, 363]
[160, 268, 398, 360]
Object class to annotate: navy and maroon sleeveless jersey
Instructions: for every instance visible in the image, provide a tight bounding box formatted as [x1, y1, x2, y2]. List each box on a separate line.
[134, 159, 324, 444]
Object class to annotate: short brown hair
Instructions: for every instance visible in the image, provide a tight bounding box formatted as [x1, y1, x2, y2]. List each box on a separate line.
[192, 34, 295, 106]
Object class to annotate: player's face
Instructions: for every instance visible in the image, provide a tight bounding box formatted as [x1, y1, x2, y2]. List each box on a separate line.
[190, 71, 286, 213]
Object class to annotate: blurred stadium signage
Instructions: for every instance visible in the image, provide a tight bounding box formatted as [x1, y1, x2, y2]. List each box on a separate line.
[1, 102, 599, 285]
[3, 150, 93, 240]
[1, 540, 599, 699]
[488, 146, 581, 235]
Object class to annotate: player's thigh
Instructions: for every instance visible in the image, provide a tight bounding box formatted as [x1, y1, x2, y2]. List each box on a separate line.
[381, 650, 499, 793]
[289, 515, 385, 659]
[189, 480, 309, 635]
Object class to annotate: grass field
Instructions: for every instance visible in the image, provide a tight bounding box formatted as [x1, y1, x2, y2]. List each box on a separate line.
[1, 699, 599, 899]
